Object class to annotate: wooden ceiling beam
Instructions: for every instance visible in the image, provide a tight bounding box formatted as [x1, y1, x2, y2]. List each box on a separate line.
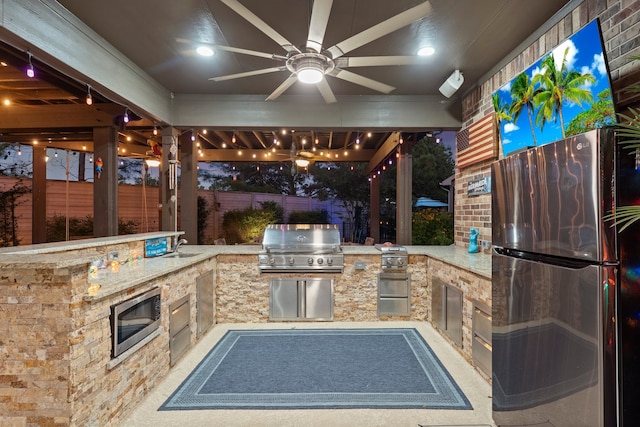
[366, 131, 402, 173]
[0, 104, 121, 129]
[197, 148, 376, 163]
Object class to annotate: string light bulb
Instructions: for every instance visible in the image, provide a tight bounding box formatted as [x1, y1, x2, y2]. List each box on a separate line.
[17, 144, 22, 155]
[232, 132, 236, 144]
[85, 85, 93, 105]
[153, 125, 158, 136]
[123, 107, 129, 123]
[26, 52, 35, 78]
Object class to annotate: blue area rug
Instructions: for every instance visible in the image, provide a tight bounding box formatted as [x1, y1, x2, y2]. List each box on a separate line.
[159, 328, 472, 410]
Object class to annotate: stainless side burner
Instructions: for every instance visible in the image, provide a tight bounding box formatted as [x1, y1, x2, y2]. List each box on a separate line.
[378, 245, 409, 271]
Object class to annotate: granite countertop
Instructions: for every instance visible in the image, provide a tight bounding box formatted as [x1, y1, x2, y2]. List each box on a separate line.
[341, 244, 490, 278]
[84, 248, 215, 302]
[0, 231, 183, 255]
[0, 240, 491, 297]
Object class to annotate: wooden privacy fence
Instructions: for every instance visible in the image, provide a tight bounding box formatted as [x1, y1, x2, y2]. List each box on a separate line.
[0, 177, 350, 245]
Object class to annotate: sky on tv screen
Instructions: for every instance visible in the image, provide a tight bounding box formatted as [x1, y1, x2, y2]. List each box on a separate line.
[494, 19, 616, 156]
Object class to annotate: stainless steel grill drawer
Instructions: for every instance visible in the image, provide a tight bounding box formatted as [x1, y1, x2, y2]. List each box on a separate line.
[377, 272, 410, 316]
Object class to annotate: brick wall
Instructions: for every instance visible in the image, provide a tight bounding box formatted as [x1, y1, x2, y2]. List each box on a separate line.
[454, 0, 640, 247]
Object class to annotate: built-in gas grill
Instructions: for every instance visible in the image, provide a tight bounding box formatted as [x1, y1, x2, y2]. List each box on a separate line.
[258, 224, 344, 273]
[378, 245, 409, 271]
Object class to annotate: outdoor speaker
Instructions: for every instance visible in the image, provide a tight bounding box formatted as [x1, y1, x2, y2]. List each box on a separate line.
[439, 70, 464, 98]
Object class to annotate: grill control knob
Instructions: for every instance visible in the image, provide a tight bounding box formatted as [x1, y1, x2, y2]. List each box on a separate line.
[397, 258, 404, 266]
[307, 257, 314, 265]
[269, 258, 275, 265]
[317, 258, 324, 265]
[287, 257, 295, 265]
[326, 257, 333, 265]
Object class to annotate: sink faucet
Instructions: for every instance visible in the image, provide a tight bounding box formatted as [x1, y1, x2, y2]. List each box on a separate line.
[173, 238, 188, 252]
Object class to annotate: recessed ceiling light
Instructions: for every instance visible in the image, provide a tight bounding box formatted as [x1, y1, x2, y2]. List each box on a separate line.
[417, 46, 436, 56]
[196, 46, 214, 57]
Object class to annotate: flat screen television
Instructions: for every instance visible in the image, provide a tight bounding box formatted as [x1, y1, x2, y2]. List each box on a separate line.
[493, 19, 617, 156]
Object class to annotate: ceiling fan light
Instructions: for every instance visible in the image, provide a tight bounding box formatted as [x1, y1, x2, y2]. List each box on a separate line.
[196, 46, 214, 57]
[297, 67, 324, 84]
[295, 158, 310, 167]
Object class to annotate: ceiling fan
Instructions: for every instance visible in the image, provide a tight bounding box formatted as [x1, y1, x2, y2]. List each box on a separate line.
[182, 0, 433, 103]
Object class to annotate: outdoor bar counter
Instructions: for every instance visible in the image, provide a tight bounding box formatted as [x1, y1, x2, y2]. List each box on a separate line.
[0, 233, 490, 426]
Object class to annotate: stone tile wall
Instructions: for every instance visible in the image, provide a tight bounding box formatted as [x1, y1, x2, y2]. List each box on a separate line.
[216, 254, 428, 323]
[0, 251, 216, 427]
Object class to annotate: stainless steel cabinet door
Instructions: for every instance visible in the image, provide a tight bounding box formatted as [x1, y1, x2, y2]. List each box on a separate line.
[304, 278, 333, 320]
[270, 279, 299, 320]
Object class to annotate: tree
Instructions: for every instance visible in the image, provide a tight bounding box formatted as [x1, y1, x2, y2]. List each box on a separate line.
[302, 162, 370, 241]
[510, 71, 540, 145]
[565, 88, 616, 137]
[411, 135, 454, 202]
[220, 162, 302, 194]
[0, 181, 30, 246]
[533, 48, 595, 138]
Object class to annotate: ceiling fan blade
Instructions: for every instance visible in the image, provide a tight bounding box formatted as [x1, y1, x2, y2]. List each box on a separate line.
[220, 0, 300, 54]
[209, 66, 286, 82]
[265, 74, 298, 101]
[331, 69, 395, 94]
[335, 56, 430, 67]
[179, 40, 287, 61]
[316, 78, 337, 104]
[325, 1, 432, 59]
[306, 0, 333, 53]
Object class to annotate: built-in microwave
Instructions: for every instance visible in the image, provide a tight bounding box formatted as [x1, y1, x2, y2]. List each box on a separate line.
[111, 287, 161, 358]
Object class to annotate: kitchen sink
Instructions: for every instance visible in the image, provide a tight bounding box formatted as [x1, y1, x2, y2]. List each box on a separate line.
[162, 252, 199, 258]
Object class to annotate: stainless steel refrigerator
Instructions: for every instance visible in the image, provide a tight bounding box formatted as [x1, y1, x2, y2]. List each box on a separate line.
[491, 127, 640, 426]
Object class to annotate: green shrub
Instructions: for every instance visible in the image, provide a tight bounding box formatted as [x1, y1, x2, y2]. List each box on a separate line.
[287, 209, 329, 224]
[221, 207, 279, 244]
[258, 201, 284, 223]
[411, 209, 454, 245]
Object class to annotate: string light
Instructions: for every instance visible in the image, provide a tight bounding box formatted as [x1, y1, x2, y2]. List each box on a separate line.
[123, 107, 129, 123]
[85, 85, 93, 105]
[26, 52, 35, 78]
[232, 132, 236, 144]
[153, 125, 158, 136]
[54, 149, 58, 157]
[17, 144, 22, 155]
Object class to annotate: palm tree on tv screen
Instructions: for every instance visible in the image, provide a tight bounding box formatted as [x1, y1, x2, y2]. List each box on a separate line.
[509, 72, 539, 146]
[533, 48, 596, 139]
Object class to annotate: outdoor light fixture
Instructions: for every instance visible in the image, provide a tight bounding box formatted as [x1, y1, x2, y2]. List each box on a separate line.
[417, 46, 435, 56]
[86, 85, 93, 105]
[287, 54, 333, 84]
[439, 70, 464, 98]
[26, 52, 35, 78]
[145, 158, 161, 167]
[295, 158, 310, 168]
[297, 65, 323, 84]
